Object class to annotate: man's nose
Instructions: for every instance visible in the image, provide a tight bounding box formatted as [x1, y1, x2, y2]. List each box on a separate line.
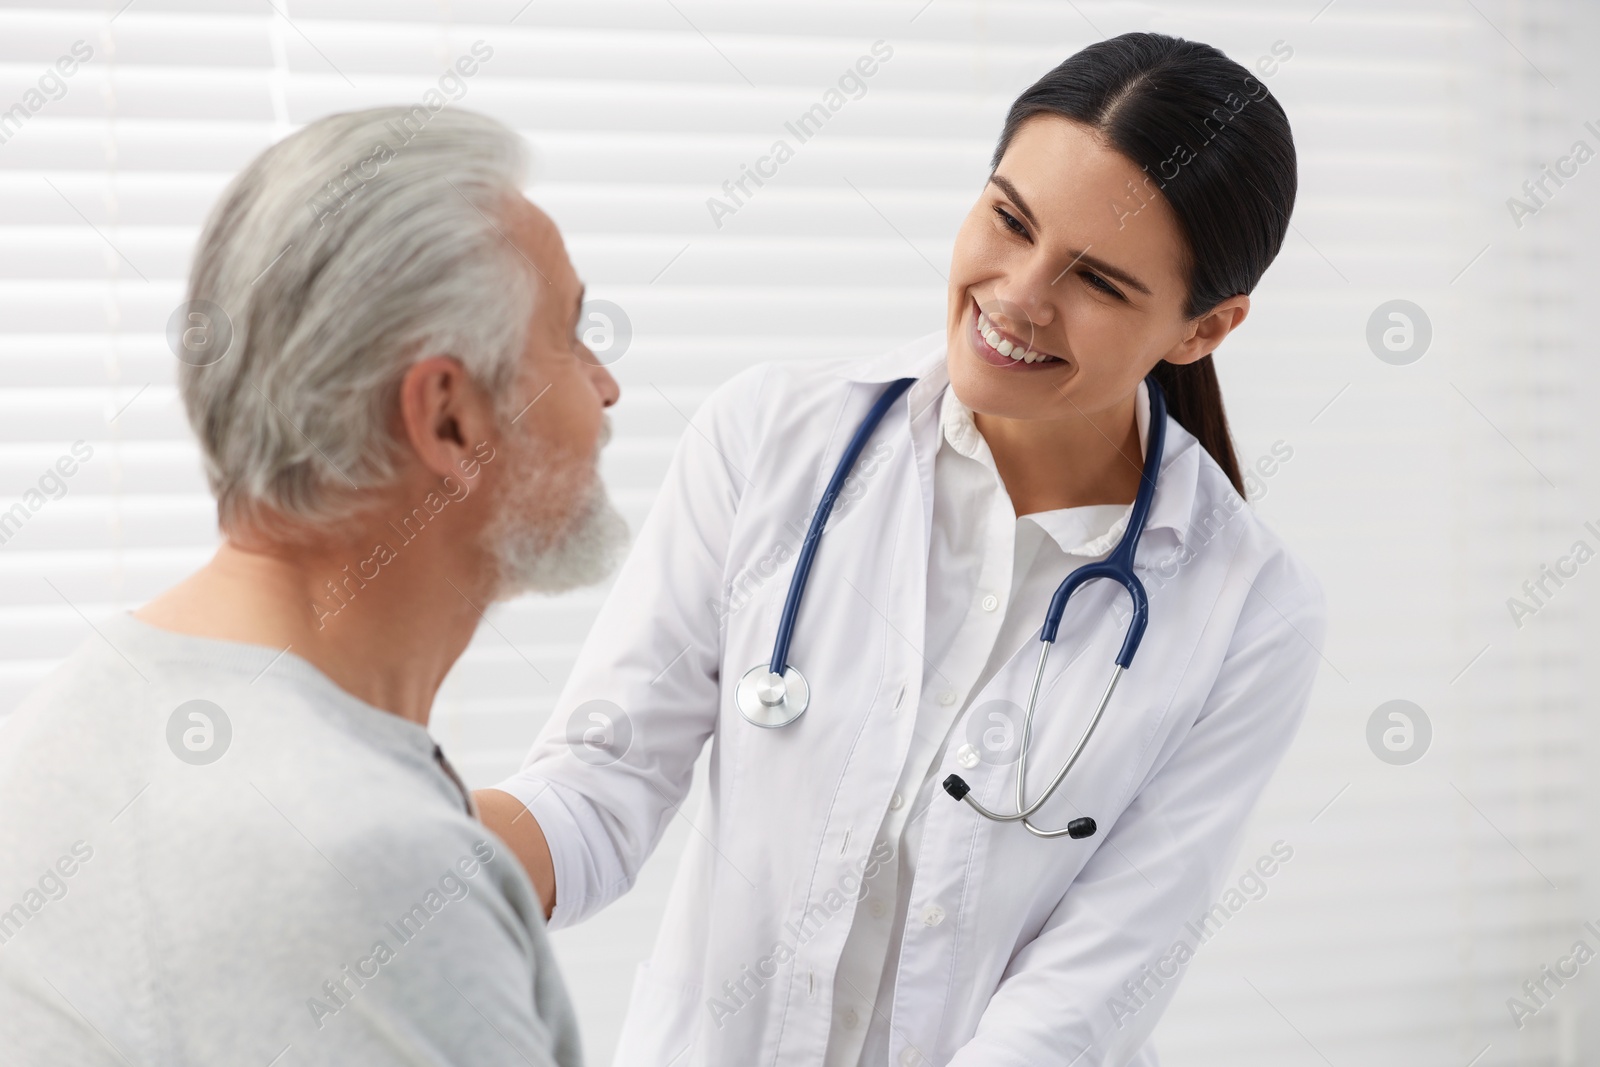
[591, 363, 620, 408]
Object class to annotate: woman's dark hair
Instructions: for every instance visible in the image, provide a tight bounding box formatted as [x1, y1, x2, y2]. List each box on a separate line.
[993, 32, 1297, 497]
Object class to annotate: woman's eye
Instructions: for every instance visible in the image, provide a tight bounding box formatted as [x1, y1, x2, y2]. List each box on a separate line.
[993, 205, 1028, 237]
[1082, 271, 1121, 299]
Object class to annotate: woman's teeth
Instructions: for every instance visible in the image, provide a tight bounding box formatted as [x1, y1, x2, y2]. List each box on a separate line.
[976, 311, 1051, 363]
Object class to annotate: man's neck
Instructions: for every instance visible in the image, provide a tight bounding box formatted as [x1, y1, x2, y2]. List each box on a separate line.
[135, 533, 488, 726]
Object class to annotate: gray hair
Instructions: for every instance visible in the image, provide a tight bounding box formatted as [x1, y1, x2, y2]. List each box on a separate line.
[180, 105, 534, 530]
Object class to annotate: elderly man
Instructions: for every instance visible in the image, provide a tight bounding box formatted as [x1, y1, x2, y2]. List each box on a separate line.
[0, 106, 624, 1066]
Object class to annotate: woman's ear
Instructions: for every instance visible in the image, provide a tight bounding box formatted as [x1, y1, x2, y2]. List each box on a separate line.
[1165, 294, 1250, 366]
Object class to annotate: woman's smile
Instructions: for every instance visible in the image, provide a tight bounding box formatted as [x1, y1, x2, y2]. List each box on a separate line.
[966, 297, 1069, 371]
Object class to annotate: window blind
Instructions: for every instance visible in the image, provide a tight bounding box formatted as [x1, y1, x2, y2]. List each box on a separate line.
[0, 2, 1591, 1064]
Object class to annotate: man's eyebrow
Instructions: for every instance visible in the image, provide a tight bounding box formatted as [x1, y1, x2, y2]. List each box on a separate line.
[986, 174, 1153, 298]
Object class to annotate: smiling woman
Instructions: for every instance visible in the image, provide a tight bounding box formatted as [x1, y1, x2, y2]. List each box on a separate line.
[481, 28, 1326, 1067]
[947, 32, 1297, 513]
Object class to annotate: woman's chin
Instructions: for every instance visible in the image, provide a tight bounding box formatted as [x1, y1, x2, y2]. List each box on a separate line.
[947, 355, 1044, 421]
[946, 337, 1075, 420]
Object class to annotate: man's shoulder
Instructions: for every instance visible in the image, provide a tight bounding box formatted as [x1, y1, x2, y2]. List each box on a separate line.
[0, 634, 564, 1067]
[2, 624, 155, 744]
[0, 630, 506, 899]
[320, 791, 537, 919]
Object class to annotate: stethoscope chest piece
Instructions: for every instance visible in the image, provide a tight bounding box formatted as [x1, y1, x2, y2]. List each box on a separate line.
[736, 664, 810, 728]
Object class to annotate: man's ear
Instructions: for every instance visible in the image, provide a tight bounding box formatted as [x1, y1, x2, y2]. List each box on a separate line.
[397, 356, 497, 478]
[1164, 294, 1250, 366]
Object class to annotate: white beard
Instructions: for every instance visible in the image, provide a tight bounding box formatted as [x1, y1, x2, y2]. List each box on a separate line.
[484, 418, 630, 599]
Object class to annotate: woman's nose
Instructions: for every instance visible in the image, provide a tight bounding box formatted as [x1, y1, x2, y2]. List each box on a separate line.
[993, 256, 1057, 330]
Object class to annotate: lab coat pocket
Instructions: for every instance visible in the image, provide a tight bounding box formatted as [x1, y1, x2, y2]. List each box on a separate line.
[612, 959, 702, 1067]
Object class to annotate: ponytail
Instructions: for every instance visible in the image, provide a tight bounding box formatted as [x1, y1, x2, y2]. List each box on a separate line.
[1149, 356, 1243, 496]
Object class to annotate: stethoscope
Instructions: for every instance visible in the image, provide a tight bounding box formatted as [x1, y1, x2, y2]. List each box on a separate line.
[734, 373, 1168, 841]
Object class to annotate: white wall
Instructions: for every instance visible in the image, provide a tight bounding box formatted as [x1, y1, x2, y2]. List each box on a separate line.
[0, 2, 1594, 1064]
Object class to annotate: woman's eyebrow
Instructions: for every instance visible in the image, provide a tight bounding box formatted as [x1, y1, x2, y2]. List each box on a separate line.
[988, 174, 1153, 297]
[988, 174, 1037, 226]
[1065, 249, 1152, 297]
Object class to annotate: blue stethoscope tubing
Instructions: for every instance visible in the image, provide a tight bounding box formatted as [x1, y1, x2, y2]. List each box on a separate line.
[733, 373, 1168, 841]
[734, 376, 916, 729]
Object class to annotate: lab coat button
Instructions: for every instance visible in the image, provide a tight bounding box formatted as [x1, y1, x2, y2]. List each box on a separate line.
[889, 791, 904, 810]
[955, 743, 980, 769]
[981, 594, 999, 611]
[938, 690, 957, 706]
[870, 899, 886, 918]
[900, 1046, 926, 1065]
[843, 1008, 859, 1029]
[922, 905, 945, 926]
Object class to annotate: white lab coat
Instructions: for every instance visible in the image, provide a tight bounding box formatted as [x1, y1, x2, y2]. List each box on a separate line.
[498, 331, 1327, 1067]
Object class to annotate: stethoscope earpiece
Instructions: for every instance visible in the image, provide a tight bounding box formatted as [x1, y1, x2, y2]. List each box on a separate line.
[944, 776, 1098, 838]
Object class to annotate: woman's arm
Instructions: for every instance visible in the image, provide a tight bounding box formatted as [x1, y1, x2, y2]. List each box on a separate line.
[476, 787, 557, 917]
